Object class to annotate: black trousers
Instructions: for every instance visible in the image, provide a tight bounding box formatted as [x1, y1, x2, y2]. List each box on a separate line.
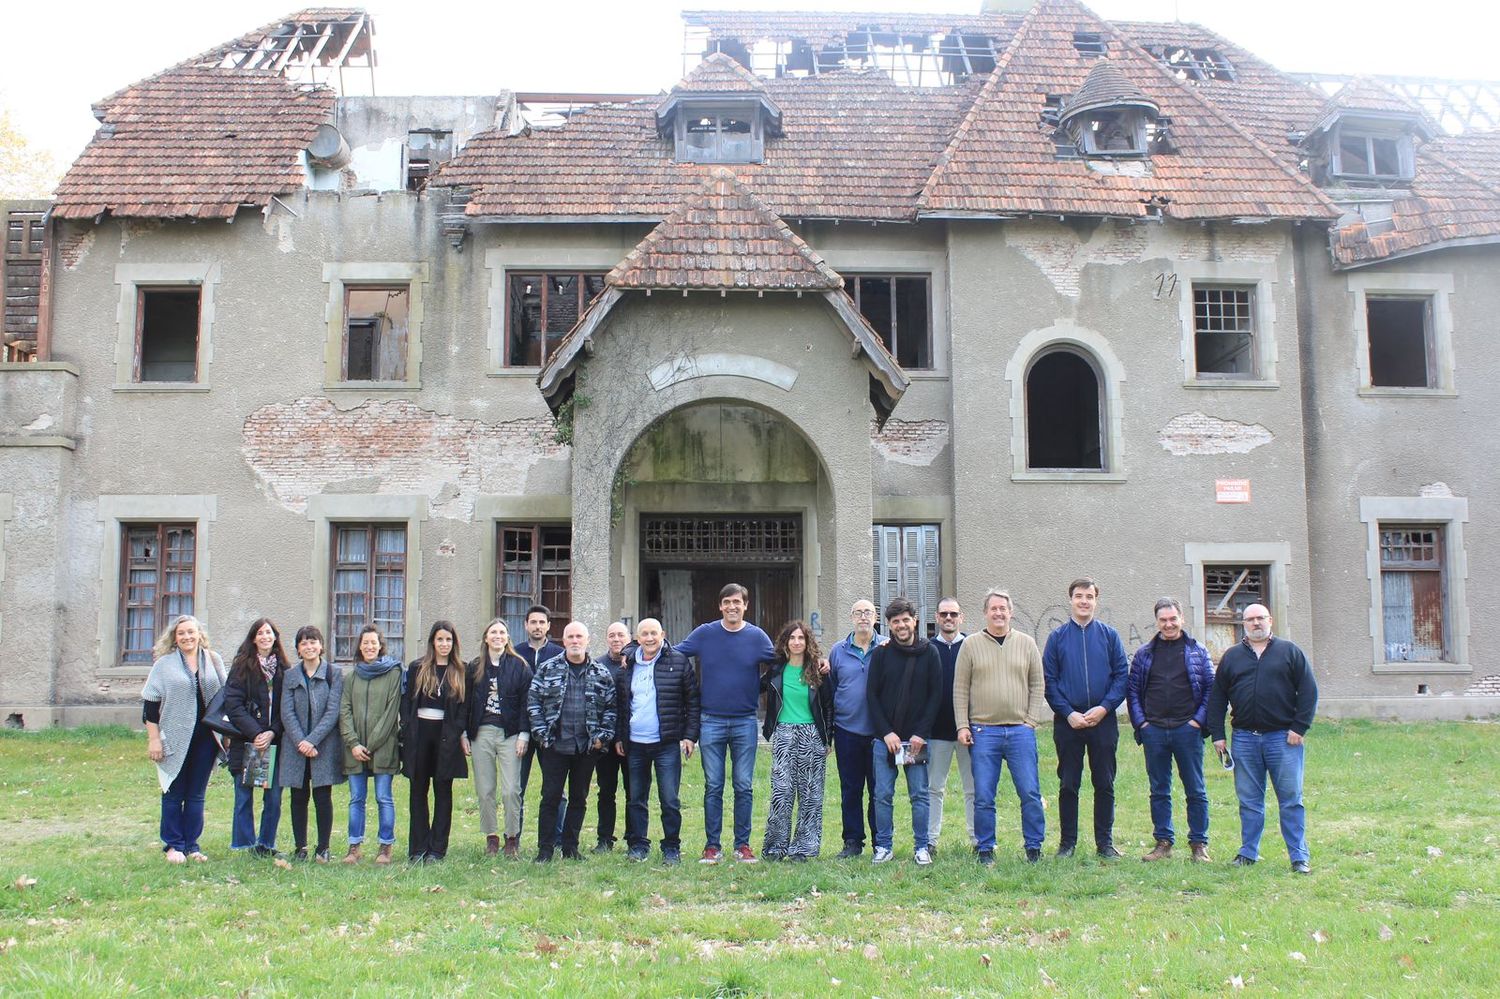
[594, 747, 629, 845]
[538, 746, 597, 854]
[290, 779, 333, 853]
[1052, 712, 1119, 850]
[408, 718, 454, 859]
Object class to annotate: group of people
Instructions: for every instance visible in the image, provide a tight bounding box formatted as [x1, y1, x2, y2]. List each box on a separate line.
[141, 577, 1318, 874]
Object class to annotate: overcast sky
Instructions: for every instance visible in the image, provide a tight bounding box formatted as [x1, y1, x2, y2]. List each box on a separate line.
[3, 0, 1497, 171]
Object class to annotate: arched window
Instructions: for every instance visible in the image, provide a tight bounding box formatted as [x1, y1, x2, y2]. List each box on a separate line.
[1025, 348, 1103, 470]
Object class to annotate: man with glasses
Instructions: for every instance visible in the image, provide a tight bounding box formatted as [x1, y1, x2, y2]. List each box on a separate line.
[926, 597, 977, 856]
[1207, 604, 1318, 874]
[828, 599, 886, 859]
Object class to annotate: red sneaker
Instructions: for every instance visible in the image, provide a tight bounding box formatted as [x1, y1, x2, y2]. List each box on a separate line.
[699, 846, 722, 865]
[734, 845, 759, 864]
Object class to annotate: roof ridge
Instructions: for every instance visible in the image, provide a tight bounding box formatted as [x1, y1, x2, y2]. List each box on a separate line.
[916, 0, 1042, 211]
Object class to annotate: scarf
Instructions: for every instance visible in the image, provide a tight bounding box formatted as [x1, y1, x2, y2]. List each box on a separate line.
[257, 653, 277, 685]
[354, 654, 402, 681]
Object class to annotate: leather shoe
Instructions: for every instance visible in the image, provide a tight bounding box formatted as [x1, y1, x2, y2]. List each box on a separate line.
[1291, 860, 1311, 875]
[1097, 845, 1123, 860]
[485, 835, 500, 856]
[836, 843, 862, 860]
[1055, 844, 1076, 859]
[1142, 840, 1172, 862]
[1190, 843, 1211, 863]
[1232, 854, 1256, 866]
[1025, 847, 1042, 863]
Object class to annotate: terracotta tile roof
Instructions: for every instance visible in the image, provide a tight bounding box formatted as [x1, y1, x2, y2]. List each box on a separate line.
[1331, 134, 1500, 266]
[1323, 76, 1431, 120]
[1063, 60, 1157, 120]
[436, 68, 978, 221]
[607, 167, 843, 291]
[682, 9, 1020, 48]
[669, 51, 767, 94]
[53, 66, 334, 220]
[918, 0, 1336, 221]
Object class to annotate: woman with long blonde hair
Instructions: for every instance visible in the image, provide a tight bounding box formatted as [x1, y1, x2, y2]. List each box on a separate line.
[142, 615, 225, 863]
[400, 620, 476, 862]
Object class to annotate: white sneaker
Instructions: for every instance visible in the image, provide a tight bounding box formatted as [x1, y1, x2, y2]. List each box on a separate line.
[914, 847, 933, 866]
[872, 847, 894, 864]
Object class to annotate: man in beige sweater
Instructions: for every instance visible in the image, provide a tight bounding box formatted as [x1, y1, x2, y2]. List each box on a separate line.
[954, 590, 1047, 865]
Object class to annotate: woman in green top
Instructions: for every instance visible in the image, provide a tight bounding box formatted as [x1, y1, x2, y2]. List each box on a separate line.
[760, 620, 834, 860]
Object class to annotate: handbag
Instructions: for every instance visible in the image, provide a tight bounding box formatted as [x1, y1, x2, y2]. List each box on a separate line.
[201, 683, 240, 739]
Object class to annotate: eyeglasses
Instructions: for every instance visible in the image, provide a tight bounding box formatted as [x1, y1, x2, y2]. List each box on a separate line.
[852, 609, 876, 617]
[937, 611, 960, 618]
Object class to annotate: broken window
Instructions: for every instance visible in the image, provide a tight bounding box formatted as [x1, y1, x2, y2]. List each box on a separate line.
[871, 523, 941, 637]
[1379, 525, 1448, 662]
[1072, 32, 1107, 57]
[1026, 349, 1103, 470]
[405, 130, 453, 191]
[678, 106, 762, 163]
[1202, 565, 1268, 658]
[1149, 46, 1235, 82]
[506, 271, 607, 366]
[119, 523, 196, 665]
[331, 524, 407, 663]
[1193, 284, 1257, 377]
[342, 285, 410, 381]
[135, 288, 201, 382]
[1366, 296, 1434, 388]
[850, 274, 932, 369]
[1332, 127, 1413, 181]
[497, 524, 573, 641]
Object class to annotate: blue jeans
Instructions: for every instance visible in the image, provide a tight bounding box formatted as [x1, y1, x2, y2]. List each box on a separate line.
[832, 725, 877, 849]
[1141, 723, 1208, 845]
[626, 741, 683, 852]
[160, 727, 218, 854]
[1231, 728, 1307, 862]
[699, 713, 758, 850]
[348, 772, 396, 845]
[871, 739, 930, 852]
[969, 723, 1045, 851]
[230, 775, 284, 850]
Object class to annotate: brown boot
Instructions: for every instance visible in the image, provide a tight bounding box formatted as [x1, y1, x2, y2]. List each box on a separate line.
[1142, 839, 1173, 862]
[342, 844, 362, 865]
[374, 844, 393, 865]
[1190, 843, 1211, 863]
[502, 835, 519, 859]
[486, 835, 501, 856]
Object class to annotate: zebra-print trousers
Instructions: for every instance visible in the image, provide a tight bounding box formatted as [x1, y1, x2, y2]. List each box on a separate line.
[763, 723, 827, 859]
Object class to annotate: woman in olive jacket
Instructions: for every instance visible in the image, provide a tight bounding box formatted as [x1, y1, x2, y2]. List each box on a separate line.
[400, 620, 475, 862]
[339, 624, 404, 865]
[279, 625, 346, 862]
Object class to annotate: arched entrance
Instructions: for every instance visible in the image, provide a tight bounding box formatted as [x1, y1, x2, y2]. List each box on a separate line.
[616, 400, 831, 642]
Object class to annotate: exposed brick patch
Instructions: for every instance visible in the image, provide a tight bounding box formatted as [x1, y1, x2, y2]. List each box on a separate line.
[241, 397, 566, 520]
[871, 418, 949, 466]
[59, 230, 94, 270]
[1465, 675, 1500, 696]
[1158, 411, 1272, 456]
[1007, 221, 1149, 298]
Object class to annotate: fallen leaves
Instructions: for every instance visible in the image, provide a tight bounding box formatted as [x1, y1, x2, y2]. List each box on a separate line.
[535, 935, 559, 954]
[13, 876, 37, 891]
[273, 858, 293, 871]
[980, 953, 992, 968]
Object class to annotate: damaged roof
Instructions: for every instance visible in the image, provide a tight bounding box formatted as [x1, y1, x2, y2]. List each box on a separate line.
[918, 0, 1336, 220]
[53, 67, 334, 220]
[682, 8, 1021, 48]
[607, 167, 843, 291]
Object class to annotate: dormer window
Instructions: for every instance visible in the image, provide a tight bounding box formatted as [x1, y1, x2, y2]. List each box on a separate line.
[1333, 124, 1414, 181]
[1085, 110, 1147, 154]
[1057, 60, 1161, 160]
[681, 105, 761, 163]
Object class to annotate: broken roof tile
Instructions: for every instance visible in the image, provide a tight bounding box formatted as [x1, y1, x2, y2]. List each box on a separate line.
[607, 167, 843, 291]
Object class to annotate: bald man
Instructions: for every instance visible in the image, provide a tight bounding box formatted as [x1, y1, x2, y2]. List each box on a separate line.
[1207, 604, 1318, 874]
[614, 617, 700, 864]
[526, 622, 616, 862]
[827, 598, 888, 858]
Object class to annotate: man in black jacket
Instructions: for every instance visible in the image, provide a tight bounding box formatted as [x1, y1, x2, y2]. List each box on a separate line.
[1207, 604, 1318, 874]
[614, 618, 700, 865]
[865, 597, 942, 866]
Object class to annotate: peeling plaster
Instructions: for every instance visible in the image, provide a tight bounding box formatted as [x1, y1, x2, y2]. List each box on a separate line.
[1158, 412, 1273, 456]
[22, 414, 54, 431]
[1006, 222, 1150, 298]
[1419, 481, 1455, 498]
[60, 230, 94, 270]
[872, 419, 950, 466]
[241, 397, 567, 520]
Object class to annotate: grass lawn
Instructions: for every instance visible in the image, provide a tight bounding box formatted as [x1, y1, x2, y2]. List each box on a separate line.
[0, 720, 1496, 997]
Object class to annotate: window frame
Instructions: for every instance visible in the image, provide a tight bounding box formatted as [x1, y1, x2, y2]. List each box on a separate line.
[503, 270, 608, 368]
[1183, 542, 1292, 659]
[1360, 496, 1470, 674]
[328, 522, 409, 665]
[117, 522, 197, 666]
[341, 283, 412, 383]
[673, 102, 766, 164]
[112, 264, 219, 392]
[132, 285, 203, 383]
[1005, 321, 1127, 482]
[1190, 282, 1259, 380]
[1331, 123, 1415, 182]
[321, 263, 428, 390]
[1347, 272, 1455, 397]
[1376, 523, 1450, 664]
[847, 272, 934, 370]
[495, 523, 573, 640]
[871, 523, 941, 637]
[1172, 261, 1279, 389]
[1023, 346, 1106, 472]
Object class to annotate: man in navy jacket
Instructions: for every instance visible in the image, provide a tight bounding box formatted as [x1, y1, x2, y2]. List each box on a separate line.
[1042, 577, 1129, 858]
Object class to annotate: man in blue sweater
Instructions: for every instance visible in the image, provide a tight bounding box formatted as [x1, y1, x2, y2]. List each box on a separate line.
[827, 599, 886, 858]
[675, 583, 776, 864]
[1042, 577, 1129, 859]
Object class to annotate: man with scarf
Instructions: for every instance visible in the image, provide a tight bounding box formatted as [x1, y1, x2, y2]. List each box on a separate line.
[864, 596, 943, 866]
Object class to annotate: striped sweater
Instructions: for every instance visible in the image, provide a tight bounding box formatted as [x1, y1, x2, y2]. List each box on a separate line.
[952, 629, 1046, 729]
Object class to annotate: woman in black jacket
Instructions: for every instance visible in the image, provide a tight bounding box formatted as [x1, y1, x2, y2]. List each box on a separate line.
[468, 618, 532, 858]
[402, 620, 476, 862]
[760, 620, 834, 861]
[224, 618, 288, 856]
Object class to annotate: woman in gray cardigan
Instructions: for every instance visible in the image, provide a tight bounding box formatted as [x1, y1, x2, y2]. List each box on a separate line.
[142, 614, 225, 863]
[279, 624, 346, 862]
